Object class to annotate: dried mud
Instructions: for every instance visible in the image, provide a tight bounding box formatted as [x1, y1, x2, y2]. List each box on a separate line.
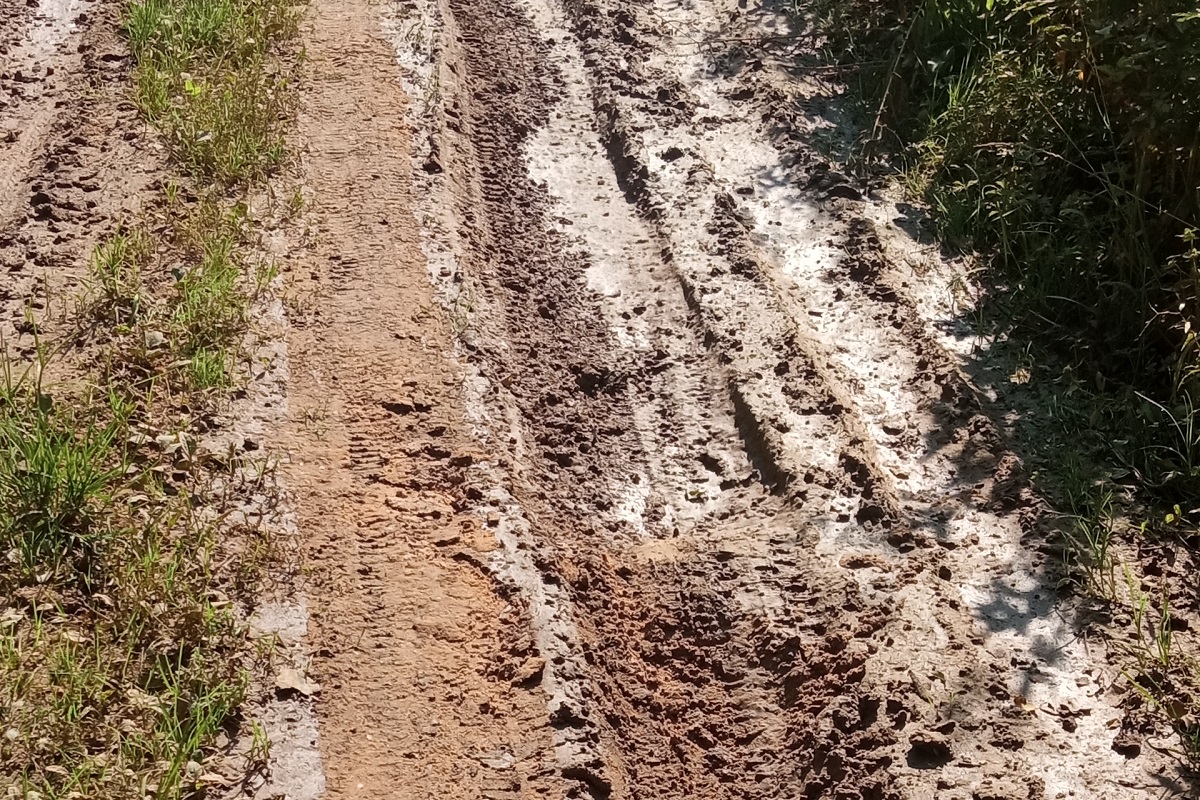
[0, 0, 157, 353]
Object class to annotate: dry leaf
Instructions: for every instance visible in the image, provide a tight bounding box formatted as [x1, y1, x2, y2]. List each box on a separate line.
[275, 667, 320, 697]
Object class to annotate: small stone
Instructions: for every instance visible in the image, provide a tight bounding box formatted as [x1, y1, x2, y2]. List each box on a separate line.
[511, 656, 546, 686]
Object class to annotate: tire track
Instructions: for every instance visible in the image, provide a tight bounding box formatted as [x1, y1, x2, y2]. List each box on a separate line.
[390, 0, 905, 797]
[277, 2, 572, 799]
[0, 0, 96, 229]
[549, 0, 1183, 797]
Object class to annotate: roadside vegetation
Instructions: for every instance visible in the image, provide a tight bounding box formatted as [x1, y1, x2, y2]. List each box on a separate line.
[800, 0, 1200, 763]
[0, 1, 301, 797]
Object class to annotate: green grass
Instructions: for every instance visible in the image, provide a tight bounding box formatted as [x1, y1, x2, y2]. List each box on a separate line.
[0, 354, 255, 798]
[802, 1, 1198, 355]
[168, 199, 251, 391]
[0, 0, 302, 796]
[89, 199, 256, 397]
[0, 382, 127, 587]
[84, 229, 151, 327]
[126, 0, 301, 183]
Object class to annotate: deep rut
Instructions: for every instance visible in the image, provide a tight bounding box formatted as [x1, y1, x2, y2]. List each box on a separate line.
[281, 0, 1195, 798]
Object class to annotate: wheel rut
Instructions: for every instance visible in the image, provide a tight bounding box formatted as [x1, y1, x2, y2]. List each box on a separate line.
[0, 0, 96, 228]
[278, 1, 569, 798]
[391, 0, 912, 796]
[0, 0, 161, 354]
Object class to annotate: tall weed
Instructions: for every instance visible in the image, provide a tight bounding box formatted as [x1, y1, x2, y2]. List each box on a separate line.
[803, 0, 1200, 763]
[807, 0, 1200, 499]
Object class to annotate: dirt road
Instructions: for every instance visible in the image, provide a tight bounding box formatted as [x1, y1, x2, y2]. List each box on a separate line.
[0, 0, 1192, 798]
[269, 0, 1198, 797]
[268, 0, 1200, 797]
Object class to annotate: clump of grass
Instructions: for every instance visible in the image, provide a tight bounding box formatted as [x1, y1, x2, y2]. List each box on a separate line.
[0, 527, 251, 799]
[90, 198, 255, 397]
[168, 198, 251, 392]
[126, 0, 301, 183]
[84, 228, 152, 327]
[801, 1, 1200, 501]
[0, 381, 127, 588]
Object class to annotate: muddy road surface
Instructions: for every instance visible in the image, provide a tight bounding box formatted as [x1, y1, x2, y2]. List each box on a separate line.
[276, 0, 1191, 799]
[0, 0, 1189, 797]
[1, 0, 156, 347]
[0, 0, 1190, 796]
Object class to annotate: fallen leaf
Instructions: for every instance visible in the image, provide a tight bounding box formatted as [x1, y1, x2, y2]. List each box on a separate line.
[275, 667, 320, 697]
